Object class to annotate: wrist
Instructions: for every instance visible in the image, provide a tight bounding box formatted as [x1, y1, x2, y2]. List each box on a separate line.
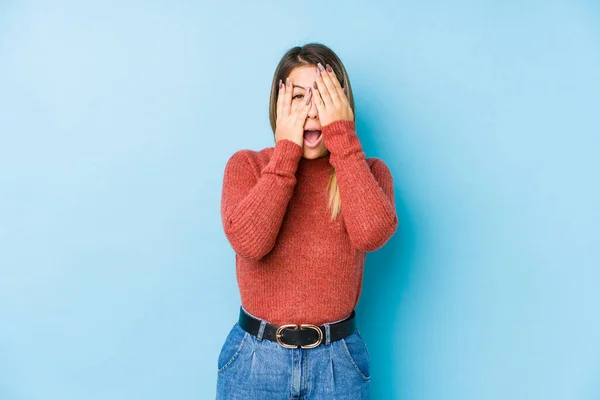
[321, 120, 360, 155]
[264, 138, 303, 175]
[322, 119, 355, 135]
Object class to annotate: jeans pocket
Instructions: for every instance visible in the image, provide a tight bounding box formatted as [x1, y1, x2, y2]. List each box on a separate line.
[217, 322, 249, 373]
[340, 328, 371, 381]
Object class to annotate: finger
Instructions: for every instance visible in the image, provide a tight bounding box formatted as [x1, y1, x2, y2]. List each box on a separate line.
[312, 79, 326, 115]
[289, 88, 305, 116]
[276, 78, 284, 118]
[325, 64, 347, 102]
[299, 87, 313, 119]
[282, 77, 293, 116]
[314, 65, 334, 109]
[319, 63, 341, 106]
[293, 87, 312, 125]
[303, 86, 312, 107]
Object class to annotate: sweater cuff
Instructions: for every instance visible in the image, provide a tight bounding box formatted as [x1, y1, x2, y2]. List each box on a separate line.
[263, 139, 303, 176]
[321, 120, 363, 158]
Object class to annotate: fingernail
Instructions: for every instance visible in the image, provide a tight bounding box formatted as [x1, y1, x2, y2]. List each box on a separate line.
[326, 64, 332, 73]
[286, 77, 290, 87]
[316, 68, 321, 77]
[279, 79, 283, 89]
[317, 62, 325, 71]
[313, 81, 318, 89]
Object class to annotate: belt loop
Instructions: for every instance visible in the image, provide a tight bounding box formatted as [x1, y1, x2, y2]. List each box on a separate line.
[256, 320, 267, 341]
[324, 323, 331, 345]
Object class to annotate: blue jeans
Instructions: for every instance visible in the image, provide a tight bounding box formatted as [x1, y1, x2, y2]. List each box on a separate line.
[215, 313, 371, 399]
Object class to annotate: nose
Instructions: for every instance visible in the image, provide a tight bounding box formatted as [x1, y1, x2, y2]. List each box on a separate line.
[307, 97, 319, 119]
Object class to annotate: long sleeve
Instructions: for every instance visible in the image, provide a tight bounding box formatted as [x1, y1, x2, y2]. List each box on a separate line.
[220, 139, 303, 261]
[321, 120, 398, 252]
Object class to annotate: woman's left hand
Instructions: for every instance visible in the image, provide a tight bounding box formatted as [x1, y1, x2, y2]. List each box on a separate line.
[312, 63, 354, 126]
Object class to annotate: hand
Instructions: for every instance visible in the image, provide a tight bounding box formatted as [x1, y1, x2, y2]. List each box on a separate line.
[312, 63, 354, 126]
[275, 77, 313, 147]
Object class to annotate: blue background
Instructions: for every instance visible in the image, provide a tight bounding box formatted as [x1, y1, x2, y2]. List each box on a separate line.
[1, 1, 599, 399]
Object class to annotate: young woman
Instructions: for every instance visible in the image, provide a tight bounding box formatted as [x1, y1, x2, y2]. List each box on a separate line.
[216, 42, 398, 399]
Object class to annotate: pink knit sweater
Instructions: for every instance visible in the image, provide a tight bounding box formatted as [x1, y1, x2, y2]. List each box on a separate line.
[220, 120, 398, 326]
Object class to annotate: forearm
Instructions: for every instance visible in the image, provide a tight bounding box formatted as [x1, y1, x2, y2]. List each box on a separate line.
[221, 139, 303, 260]
[323, 120, 398, 251]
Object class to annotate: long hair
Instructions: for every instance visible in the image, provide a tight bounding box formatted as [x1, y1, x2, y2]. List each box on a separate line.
[268, 43, 356, 220]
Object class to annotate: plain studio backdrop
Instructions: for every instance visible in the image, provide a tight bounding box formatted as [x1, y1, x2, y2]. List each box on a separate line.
[1, 1, 599, 399]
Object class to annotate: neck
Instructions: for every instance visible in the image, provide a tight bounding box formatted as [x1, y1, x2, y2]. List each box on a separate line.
[297, 151, 332, 174]
[300, 150, 330, 162]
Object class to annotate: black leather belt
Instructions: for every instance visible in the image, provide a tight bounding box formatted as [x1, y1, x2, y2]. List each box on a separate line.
[238, 306, 356, 349]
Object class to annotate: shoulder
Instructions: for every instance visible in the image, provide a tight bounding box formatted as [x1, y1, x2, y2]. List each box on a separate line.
[224, 145, 275, 172]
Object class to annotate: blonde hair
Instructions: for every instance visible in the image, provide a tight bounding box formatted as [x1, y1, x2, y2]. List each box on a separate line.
[268, 43, 356, 220]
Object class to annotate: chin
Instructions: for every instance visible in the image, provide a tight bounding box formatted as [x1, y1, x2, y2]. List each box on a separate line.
[302, 146, 328, 159]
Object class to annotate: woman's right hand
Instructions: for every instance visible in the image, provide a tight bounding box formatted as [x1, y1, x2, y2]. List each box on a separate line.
[275, 77, 313, 147]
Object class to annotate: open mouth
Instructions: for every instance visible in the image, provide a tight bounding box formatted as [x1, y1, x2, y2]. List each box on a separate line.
[303, 130, 322, 148]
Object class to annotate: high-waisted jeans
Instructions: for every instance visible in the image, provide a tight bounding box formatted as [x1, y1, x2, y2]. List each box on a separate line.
[215, 309, 371, 399]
